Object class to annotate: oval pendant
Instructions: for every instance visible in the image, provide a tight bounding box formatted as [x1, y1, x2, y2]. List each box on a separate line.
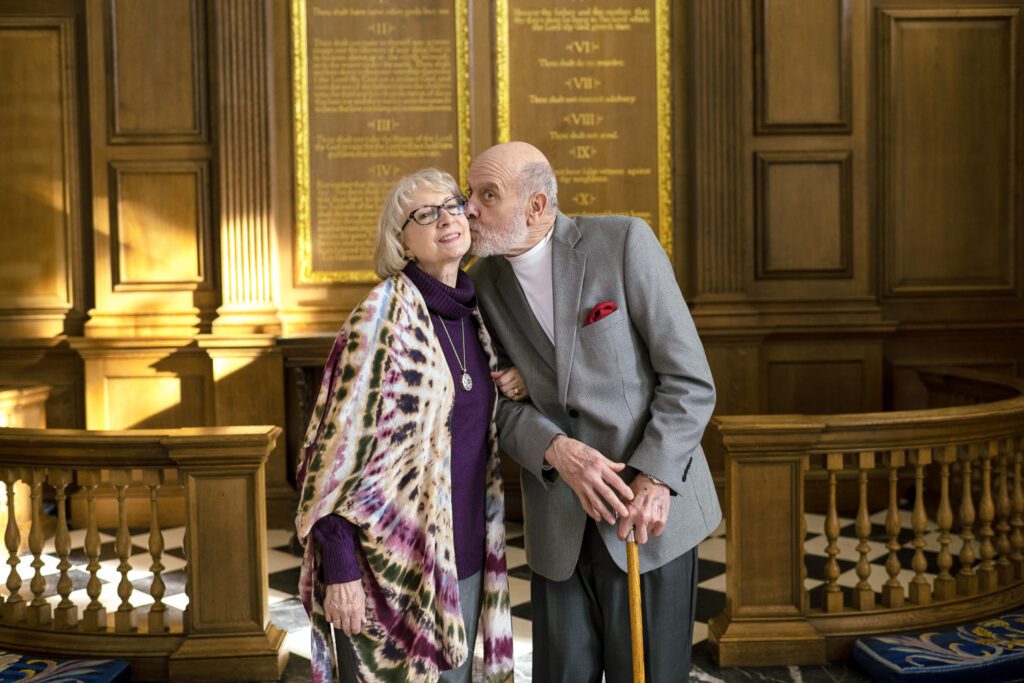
[461, 372, 473, 392]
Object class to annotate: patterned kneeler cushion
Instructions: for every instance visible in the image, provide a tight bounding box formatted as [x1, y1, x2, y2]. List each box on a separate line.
[854, 612, 1024, 682]
[0, 651, 130, 682]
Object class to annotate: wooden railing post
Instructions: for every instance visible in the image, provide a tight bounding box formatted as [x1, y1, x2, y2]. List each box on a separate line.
[707, 421, 826, 666]
[165, 427, 287, 682]
[1012, 436, 1024, 580]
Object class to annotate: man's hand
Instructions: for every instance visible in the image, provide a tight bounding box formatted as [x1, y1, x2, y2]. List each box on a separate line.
[617, 475, 671, 544]
[545, 435, 633, 523]
[324, 579, 365, 636]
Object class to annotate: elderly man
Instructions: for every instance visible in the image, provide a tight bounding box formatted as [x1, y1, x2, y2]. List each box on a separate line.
[466, 141, 721, 682]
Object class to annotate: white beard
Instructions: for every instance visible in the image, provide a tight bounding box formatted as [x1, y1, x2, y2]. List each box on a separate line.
[470, 213, 529, 257]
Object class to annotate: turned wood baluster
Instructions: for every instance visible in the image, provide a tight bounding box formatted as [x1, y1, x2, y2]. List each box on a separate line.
[145, 470, 167, 632]
[933, 445, 957, 600]
[977, 441, 998, 591]
[957, 444, 979, 596]
[882, 450, 905, 607]
[909, 448, 932, 604]
[852, 451, 875, 610]
[77, 471, 106, 630]
[26, 469, 51, 626]
[110, 471, 136, 632]
[822, 453, 844, 612]
[50, 469, 77, 628]
[1012, 436, 1024, 580]
[0, 467, 25, 622]
[800, 457, 810, 612]
[995, 437, 1013, 585]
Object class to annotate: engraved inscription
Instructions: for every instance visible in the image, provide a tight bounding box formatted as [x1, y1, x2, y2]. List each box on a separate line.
[300, 1, 461, 273]
[507, 1, 661, 228]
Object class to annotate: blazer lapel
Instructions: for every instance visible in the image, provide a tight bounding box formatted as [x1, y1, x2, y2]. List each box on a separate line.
[493, 257, 556, 372]
[552, 214, 585, 407]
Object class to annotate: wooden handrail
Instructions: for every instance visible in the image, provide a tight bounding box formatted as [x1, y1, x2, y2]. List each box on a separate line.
[0, 425, 288, 682]
[707, 368, 1024, 666]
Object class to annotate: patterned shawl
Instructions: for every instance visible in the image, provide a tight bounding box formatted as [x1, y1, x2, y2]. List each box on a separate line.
[295, 272, 514, 682]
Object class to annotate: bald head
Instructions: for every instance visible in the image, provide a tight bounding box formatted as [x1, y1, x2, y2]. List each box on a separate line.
[466, 141, 558, 257]
[473, 141, 558, 210]
[476, 141, 549, 170]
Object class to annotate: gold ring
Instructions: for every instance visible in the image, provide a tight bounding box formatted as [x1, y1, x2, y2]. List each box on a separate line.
[512, 387, 520, 398]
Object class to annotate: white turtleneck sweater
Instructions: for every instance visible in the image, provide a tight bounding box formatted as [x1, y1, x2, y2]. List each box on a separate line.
[506, 227, 556, 344]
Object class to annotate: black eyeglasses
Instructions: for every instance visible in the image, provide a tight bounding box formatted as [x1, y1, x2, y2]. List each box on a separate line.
[402, 196, 468, 228]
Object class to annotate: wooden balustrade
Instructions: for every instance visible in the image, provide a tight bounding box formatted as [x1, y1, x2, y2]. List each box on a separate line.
[0, 426, 287, 681]
[707, 368, 1024, 666]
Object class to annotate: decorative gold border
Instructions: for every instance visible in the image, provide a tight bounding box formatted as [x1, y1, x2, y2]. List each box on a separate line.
[494, 0, 673, 258]
[291, 1, 472, 284]
[455, 0, 471, 186]
[495, 0, 510, 143]
[655, 0, 673, 257]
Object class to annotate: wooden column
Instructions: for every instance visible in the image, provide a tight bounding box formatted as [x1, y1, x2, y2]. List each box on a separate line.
[204, 1, 292, 524]
[197, 337, 292, 526]
[210, 0, 280, 336]
[166, 427, 287, 681]
[707, 421, 826, 666]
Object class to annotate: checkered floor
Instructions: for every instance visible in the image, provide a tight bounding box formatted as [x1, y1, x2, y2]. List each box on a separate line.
[0, 512, 929, 681]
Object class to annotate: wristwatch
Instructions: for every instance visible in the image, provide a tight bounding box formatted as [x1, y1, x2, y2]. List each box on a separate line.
[644, 472, 668, 488]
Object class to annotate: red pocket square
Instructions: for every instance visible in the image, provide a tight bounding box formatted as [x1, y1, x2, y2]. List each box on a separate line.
[585, 301, 618, 326]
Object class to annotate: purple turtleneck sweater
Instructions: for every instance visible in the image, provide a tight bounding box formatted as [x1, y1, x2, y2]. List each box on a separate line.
[312, 262, 494, 582]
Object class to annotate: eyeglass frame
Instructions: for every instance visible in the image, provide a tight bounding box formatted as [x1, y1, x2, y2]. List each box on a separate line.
[401, 195, 469, 229]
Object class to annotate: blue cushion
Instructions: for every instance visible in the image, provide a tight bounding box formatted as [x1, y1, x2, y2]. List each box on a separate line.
[0, 651, 130, 682]
[854, 612, 1024, 683]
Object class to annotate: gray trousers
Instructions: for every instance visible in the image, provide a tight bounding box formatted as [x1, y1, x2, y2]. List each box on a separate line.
[335, 570, 482, 682]
[531, 520, 699, 683]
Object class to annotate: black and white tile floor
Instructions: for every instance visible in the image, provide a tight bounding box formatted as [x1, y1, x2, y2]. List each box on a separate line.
[5, 510, 947, 681]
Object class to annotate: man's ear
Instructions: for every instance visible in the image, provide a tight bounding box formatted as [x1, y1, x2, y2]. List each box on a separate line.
[526, 192, 549, 225]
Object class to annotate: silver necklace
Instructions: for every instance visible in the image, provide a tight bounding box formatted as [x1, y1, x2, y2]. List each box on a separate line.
[439, 318, 473, 391]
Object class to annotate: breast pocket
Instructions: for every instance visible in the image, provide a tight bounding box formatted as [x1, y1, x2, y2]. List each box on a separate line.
[575, 310, 637, 423]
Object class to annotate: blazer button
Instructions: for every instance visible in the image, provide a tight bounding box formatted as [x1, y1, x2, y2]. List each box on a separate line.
[568, 408, 580, 418]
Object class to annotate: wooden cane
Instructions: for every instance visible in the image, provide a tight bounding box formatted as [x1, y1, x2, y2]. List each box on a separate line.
[627, 529, 645, 683]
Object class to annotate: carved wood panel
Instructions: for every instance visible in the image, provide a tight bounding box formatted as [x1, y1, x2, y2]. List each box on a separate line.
[878, 8, 1020, 298]
[755, 0, 851, 133]
[755, 151, 853, 279]
[109, 161, 210, 291]
[106, 0, 207, 142]
[0, 16, 83, 337]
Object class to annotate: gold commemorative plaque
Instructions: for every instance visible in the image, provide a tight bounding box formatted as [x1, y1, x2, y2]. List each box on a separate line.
[496, 0, 672, 254]
[292, 0, 470, 283]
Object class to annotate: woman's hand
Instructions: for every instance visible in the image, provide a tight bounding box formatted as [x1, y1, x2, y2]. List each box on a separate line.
[491, 367, 529, 401]
[324, 579, 365, 636]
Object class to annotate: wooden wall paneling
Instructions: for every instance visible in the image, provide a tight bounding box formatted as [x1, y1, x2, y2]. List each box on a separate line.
[745, 0, 875, 307]
[885, 329, 1024, 410]
[73, 341, 213, 430]
[878, 6, 1023, 320]
[764, 339, 883, 414]
[84, 0, 215, 338]
[109, 161, 210, 291]
[755, 0, 852, 133]
[0, 340, 84, 428]
[0, 15, 84, 338]
[755, 151, 852, 279]
[106, 0, 207, 143]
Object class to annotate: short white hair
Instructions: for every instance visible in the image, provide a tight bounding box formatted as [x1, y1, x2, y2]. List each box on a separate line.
[373, 168, 462, 279]
[519, 161, 558, 210]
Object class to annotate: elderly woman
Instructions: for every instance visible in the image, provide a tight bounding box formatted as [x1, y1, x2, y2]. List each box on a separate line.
[296, 168, 524, 682]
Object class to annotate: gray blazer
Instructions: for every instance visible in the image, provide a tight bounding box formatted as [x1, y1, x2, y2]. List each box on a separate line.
[469, 212, 722, 581]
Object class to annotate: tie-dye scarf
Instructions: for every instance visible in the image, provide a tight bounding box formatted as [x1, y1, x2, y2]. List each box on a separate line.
[295, 272, 514, 682]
